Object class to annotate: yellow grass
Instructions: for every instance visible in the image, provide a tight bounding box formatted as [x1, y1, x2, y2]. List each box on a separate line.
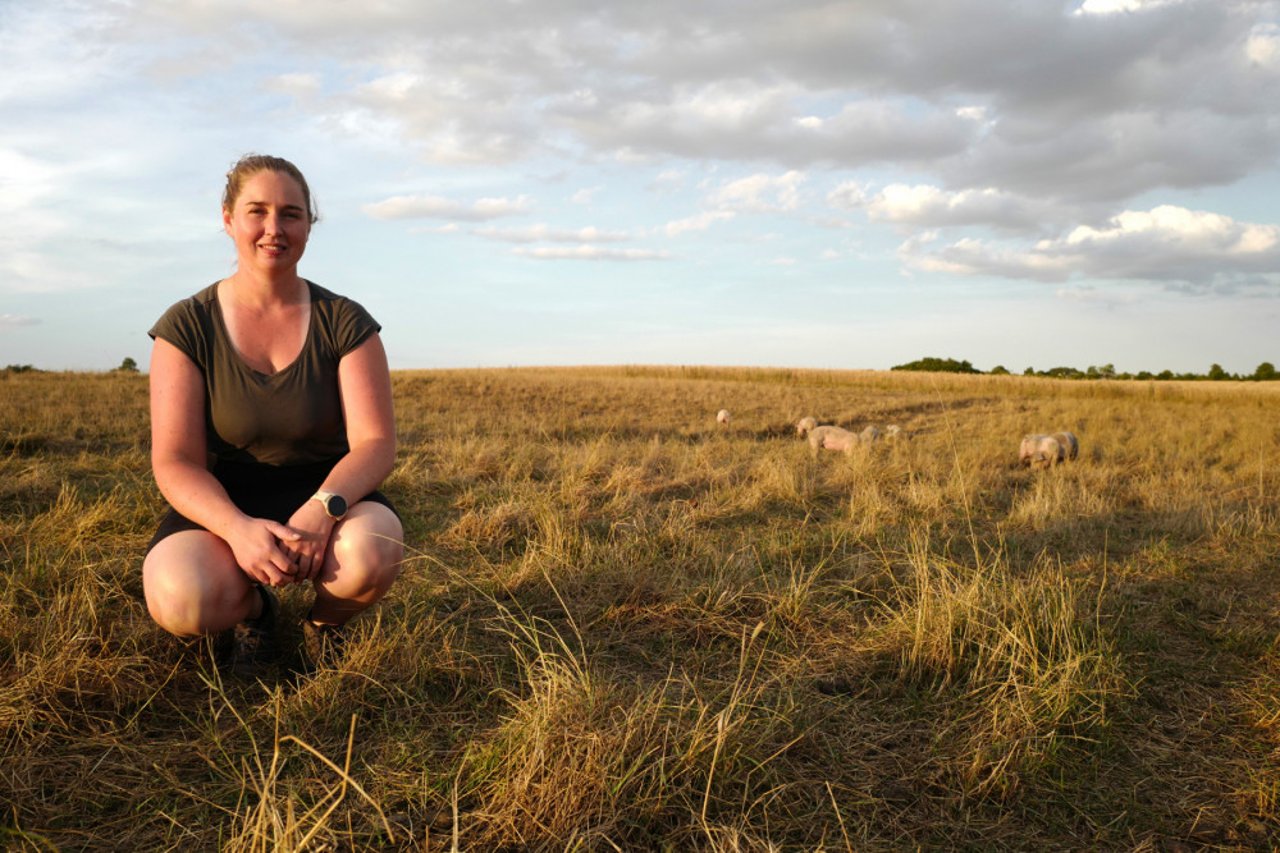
[1, 366, 1278, 850]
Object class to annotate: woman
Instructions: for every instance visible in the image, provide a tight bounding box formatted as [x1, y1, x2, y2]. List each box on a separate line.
[143, 154, 404, 676]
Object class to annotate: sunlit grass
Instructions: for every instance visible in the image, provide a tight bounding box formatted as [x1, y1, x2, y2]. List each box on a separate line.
[2, 367, 1278, 849]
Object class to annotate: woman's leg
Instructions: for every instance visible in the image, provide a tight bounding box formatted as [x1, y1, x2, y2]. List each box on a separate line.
[143, 530, 260, 636]
[309, 502, 404, 626]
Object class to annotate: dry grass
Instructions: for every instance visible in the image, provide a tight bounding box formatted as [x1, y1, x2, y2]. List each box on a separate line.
[1, 366, 1278, 850]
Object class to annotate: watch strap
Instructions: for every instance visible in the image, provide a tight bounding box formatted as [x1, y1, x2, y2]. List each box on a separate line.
[311, 490, 348, 520]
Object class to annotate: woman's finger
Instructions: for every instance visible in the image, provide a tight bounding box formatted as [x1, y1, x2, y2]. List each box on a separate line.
[301, 552, 321, 581]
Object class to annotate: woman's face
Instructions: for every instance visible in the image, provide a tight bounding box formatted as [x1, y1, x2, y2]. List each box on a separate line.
[222, 169, 311, 274]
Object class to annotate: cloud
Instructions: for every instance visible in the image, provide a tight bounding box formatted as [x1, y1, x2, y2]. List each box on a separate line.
[826, 181, 866, 210]
[1054, 285, 1139, 307]
[664, 211, 735, 236]
[1074, 0, 1186, 15]
[944, 109, 1280, 204]
[511, 246, 670, 261]
[901, 204, 1280, 287]
[264, 72, 322, 99]
[1247, 22, 1280, 69]
[866, 184, 1060, 231]
[578, 87, 974, 166]
[363, 194, 532, 221]
[37, 2, 1280, 205]
[709, 171, 805, 213]
[0, 314, 41, 329]
[473, 224, 630, 243]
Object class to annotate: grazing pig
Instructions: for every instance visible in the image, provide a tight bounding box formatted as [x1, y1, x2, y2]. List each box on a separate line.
[796, 416, 818, 437]
[808, 425, 860, 454]
[1019, 434, 1063, 469]
[716, 409, 731, 427]
[1052, 431, 1079, 461]
[809, 425, 878, 454]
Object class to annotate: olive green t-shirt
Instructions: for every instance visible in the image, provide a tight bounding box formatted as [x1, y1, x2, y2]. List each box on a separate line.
[149, 281, 381, 466]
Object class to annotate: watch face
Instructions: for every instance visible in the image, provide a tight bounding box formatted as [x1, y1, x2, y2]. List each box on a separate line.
[327, 494, 348, 518]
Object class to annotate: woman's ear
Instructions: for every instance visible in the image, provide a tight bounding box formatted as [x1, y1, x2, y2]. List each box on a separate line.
[222, 207, 233, 235]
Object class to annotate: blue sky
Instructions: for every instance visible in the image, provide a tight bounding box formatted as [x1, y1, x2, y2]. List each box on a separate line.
[2, 0, 1279, 374]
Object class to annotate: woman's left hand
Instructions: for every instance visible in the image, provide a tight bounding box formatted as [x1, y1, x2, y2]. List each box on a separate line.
[282, 499, 337, 582]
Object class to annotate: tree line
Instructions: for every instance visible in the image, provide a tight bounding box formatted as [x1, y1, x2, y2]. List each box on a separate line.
[4, 357, 1276, 382]
[891, 357, 1279, 382]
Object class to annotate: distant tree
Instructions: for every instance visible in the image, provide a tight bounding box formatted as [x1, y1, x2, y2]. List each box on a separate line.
[1136, 371, 1153, 381]
[115, 357, 139, 373]
[1157, 370, 1174, 381]
[890, 356, 980, 374]
[989, 365, 1010, 375]
[1023, 366, 1036, 376]
[1253, 361, 1276, 381]
[3, 364, 36, 374]
[1098, 363, 1116, 379]
[1208, 363, 1229, 381]
[1043, 366, 1085, 379]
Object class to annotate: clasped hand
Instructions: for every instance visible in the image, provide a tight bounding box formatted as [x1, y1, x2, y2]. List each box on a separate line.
[228, 503, 336, 587]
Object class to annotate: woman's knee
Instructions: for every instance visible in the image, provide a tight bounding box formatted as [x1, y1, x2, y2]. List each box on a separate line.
[143, 534, 249, 636]
[326, 509, 404, 593]
[328, 537, 403, 593]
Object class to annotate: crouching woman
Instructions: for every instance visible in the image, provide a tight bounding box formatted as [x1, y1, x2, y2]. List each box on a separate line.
[142, 153, 404, 675]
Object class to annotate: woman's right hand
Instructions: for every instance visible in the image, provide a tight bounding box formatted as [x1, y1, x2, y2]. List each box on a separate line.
[227, 516, 303, 587]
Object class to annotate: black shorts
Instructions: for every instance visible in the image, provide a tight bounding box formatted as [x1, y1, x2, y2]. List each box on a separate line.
[147, 458, 399, 553]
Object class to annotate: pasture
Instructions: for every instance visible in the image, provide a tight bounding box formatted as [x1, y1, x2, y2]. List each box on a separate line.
[1, 366, 1277, 850]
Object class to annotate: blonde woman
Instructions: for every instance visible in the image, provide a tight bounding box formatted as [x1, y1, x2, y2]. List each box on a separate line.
[143, 154, 403, 676]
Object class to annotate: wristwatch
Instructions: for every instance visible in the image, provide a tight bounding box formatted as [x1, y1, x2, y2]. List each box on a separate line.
[311, 490, 348, 520]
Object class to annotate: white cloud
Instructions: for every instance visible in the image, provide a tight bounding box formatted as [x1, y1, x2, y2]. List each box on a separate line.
[512, 246, 670, 261]
[473, 224, 630, 243]
[1054, 285, 1138, 306]
[359, 72, 422, 102]
[710, 171, 805, 213]
[265, 72, 322, 98]
[0, 314, 41, 329]
[867, 184, 1055, 231]
[1246, 23, 1280, 70]
[1074, 0, 1185, 15]
[650, 170, 687, 192]
[901, 205, 1280, 287]
[570, 186, 602, 204]
[363, 194, 532, 221]
[664, 211, 735, 237]
[826, 181, 866, 210]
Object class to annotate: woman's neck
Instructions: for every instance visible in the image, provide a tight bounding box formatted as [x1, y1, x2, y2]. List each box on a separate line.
[222, 270, 307, 310]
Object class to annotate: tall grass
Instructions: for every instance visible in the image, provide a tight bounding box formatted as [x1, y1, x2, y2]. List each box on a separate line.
[1, 367, 1278, 849]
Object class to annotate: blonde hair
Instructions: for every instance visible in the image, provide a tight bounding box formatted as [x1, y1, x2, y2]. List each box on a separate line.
[221, 154, 319, 224]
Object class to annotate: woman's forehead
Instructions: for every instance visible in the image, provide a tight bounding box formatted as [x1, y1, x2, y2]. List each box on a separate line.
[238, 170, 306, 203]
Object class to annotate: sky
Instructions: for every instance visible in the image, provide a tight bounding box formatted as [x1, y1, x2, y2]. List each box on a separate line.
[2, 0, 1279, 375]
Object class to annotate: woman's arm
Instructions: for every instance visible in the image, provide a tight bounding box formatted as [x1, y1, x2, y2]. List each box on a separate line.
[283, 332, 397, 579]
[150, 337, 299, 585]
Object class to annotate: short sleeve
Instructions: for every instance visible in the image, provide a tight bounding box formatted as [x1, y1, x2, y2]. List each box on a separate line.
[148, 296, 208, 368]
[333, 297, 381, 357]
[309, 282, 381, 358]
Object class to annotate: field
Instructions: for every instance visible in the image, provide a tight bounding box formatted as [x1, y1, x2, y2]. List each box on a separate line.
[2, 366, 1278, 851]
